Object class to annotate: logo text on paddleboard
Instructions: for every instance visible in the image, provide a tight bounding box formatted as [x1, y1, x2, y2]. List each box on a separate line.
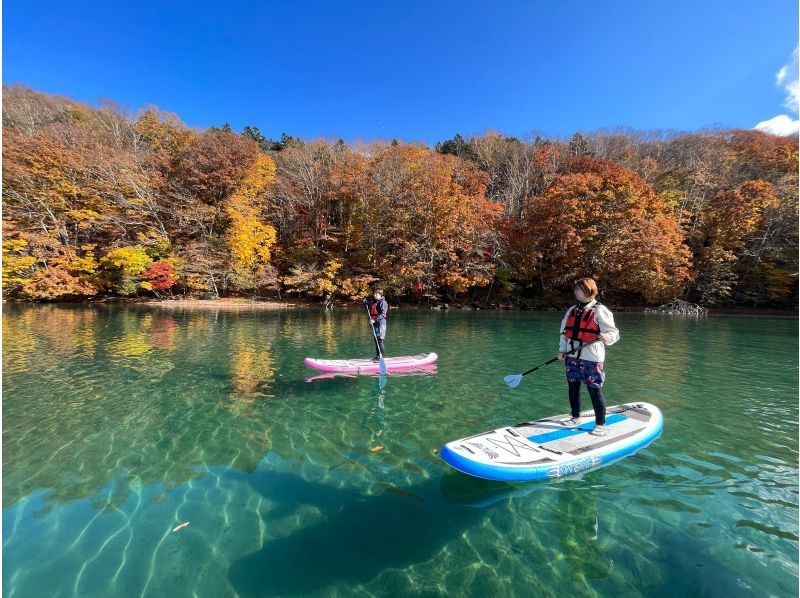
[546, 455, 601, 478]
[467, 442, 499, 460]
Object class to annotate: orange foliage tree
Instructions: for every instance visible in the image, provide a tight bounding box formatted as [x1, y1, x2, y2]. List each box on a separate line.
[517, 158, 691, 303]
[695, 180, 793, 304]
[361, 145, 502, 294]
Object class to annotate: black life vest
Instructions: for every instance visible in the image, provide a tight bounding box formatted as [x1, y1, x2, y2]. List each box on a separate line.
[563, 303, 601, 343]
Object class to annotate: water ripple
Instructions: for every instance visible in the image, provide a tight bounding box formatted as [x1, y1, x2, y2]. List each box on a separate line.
[2, 305, 797, 596]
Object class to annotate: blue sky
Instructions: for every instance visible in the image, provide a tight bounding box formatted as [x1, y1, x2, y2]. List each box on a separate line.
[4, 0, 798, 142]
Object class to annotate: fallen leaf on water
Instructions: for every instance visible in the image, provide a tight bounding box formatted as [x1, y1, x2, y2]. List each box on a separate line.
[172, 522, 190, 532]
[371, 446, 384, 452]
[432, 448, 439, 454]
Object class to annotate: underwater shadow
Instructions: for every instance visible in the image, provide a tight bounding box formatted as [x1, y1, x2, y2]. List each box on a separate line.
[227, 469, 483, 596]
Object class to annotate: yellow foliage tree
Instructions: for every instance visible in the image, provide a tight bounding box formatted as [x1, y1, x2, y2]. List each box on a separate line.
[224, 155, 278, 289]
[100, 245, 153, 295]
[2, 239, 37, 291]
[101, 246, 153, 276]
[134, 109, 194, 154]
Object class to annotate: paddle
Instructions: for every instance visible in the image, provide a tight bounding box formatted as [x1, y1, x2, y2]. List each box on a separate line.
[503, 338, 603, 389]
[363, 299, 388, 376]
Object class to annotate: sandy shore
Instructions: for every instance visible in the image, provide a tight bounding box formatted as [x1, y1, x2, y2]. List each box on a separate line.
[133, 298, 322, 310]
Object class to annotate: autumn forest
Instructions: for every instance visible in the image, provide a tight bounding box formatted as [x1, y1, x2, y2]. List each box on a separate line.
[2, 86, 798, 307]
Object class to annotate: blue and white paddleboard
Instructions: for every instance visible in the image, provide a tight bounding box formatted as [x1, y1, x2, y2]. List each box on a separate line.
[440, 402, 662, 481]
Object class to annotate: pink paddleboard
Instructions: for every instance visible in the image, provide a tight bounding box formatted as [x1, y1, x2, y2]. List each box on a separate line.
[303, 352, 438, 374]
[305, 364, 438, 382]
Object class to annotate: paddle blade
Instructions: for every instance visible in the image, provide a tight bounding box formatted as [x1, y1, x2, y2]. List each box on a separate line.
[378, 373, 387, 390]
[504, 374, 523, 389]
[379, 357, 388, 376]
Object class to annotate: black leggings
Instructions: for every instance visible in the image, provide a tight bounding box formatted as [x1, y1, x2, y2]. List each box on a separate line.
[568, 381, 606, 425]
[374, 337, 385, 358]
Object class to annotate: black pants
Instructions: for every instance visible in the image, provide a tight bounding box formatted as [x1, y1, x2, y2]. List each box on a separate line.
[373, 336, 385, 358]
[568, 381, 606, 425]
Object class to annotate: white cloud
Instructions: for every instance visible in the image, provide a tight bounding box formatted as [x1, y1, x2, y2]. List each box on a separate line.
[754, 47, 799, 137]
[776, 47, 798, 112]
[754, 114, 800, 136]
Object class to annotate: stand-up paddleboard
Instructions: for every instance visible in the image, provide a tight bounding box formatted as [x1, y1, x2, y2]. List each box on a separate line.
[440, 402, 662, 482]
[304, 352, 438, 374]
[306, 365, 438, 382]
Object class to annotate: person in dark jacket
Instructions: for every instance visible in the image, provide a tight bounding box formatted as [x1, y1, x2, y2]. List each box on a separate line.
[368, 289, 389, 361]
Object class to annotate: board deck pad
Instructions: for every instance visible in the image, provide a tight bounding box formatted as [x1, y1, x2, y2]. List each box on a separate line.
[440, 403, 662, 481]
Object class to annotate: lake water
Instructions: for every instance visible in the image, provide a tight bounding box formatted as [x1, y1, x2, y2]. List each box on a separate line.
[2, 304, 798, 597]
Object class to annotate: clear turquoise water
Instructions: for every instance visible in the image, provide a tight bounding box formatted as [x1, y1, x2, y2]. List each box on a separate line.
[3, 304, 798, 597]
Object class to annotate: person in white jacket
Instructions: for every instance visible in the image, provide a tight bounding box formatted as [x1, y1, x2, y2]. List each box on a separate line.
[557, 277, 619, 436]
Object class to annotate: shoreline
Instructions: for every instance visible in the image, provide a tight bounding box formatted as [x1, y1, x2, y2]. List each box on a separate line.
[6, 297, 795, 317]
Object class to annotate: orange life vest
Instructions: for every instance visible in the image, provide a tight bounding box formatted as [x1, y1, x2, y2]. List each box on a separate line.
[563, 303, 601, 343]
[370, 299, 387, 318]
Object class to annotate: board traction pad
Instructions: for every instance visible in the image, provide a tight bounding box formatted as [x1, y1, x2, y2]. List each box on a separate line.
[510, 404, 651, 456]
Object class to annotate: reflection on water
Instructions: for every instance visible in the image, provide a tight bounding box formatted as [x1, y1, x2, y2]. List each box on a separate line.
[362, 383, 387, 451]
[3, 305, 798, 596]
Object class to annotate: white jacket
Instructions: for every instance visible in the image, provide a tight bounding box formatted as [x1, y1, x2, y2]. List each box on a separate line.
[558, 299, 619, 363]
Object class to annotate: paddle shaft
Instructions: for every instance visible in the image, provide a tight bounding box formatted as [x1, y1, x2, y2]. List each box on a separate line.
[519, 339, 603, 377]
